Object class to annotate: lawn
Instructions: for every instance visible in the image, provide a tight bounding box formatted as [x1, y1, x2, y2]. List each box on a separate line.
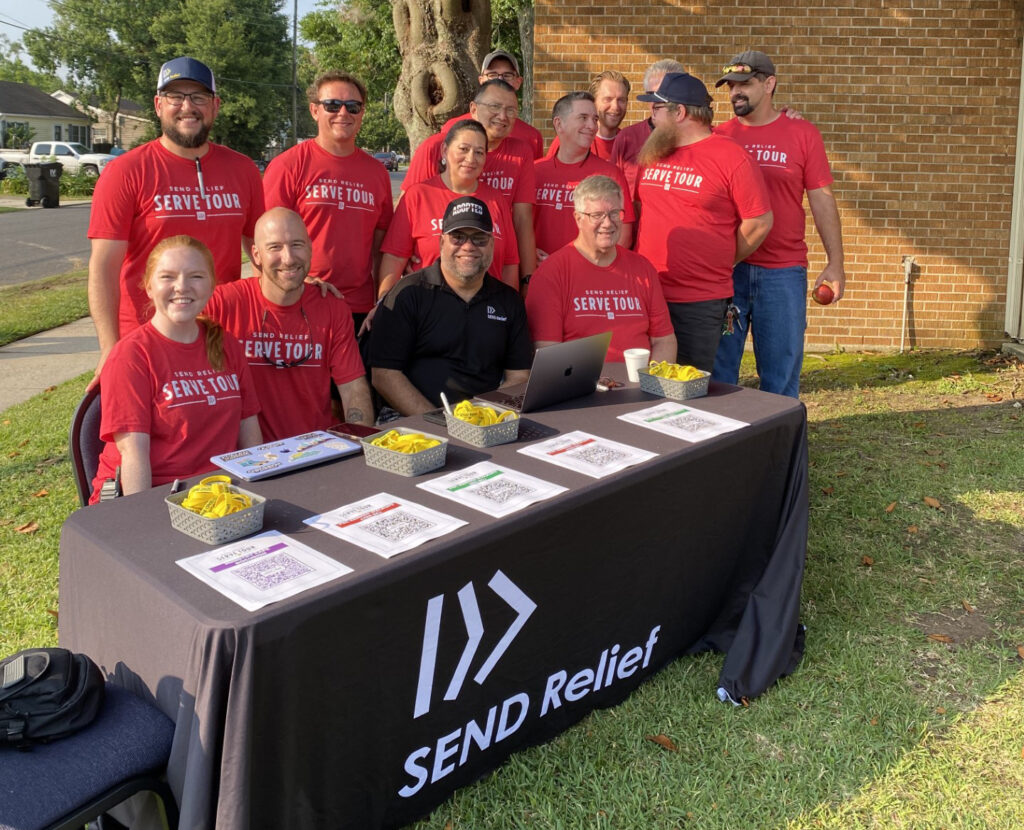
[0, 270, 89, 347]
[1, 350, 1022, 828]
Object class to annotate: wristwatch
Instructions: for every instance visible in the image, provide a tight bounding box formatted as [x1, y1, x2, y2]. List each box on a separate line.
[520, 274, 532, 287]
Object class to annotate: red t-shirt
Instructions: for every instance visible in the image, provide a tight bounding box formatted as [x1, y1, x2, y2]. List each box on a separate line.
[441, 113, 544, 159]
[205, 280, 365, 442]
[88, 140, 265, 336]
[90, 321, 260, 502]
[545, 132, 619, 161]
[262, 140, 394, 313]
[532, 153, 636, 256]
[403, 133, 536, 206]
[381, 176, 518, 279]
[609, 119, 654, 197]
[635, 134, 771, 302]
[525, 243, 673, 361]
[715, 116, 833, 268]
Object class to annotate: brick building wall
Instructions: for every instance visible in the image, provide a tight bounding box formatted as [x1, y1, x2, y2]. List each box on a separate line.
[533, 0, 1023, 349]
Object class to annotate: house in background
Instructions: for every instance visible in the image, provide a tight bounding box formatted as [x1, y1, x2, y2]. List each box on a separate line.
[0, 80, 91, 148]
[51, 91, 150, 151]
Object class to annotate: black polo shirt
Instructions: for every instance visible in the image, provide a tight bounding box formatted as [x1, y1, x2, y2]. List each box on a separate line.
[370, 262, 532, 406]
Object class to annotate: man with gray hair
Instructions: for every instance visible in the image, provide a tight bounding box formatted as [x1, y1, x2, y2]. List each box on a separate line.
[634, 72, 773, 372]
[526, 174, 675, 362]
[610, 58, 686, 195]
[533, 92, 635, 265]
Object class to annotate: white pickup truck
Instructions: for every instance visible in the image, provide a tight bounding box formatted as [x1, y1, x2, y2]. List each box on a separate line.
[0, 141, 118, 176]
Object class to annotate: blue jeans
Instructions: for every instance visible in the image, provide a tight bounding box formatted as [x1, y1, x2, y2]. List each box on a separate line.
[712, 263, 807, 398]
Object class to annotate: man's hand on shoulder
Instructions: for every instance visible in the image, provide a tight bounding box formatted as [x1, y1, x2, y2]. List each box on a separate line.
[304, 276, 343, 299]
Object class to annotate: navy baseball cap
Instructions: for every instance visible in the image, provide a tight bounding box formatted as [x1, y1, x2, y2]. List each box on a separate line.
[157, 57, 216, 94]
[441, 196, 493, 234]
[637, 72, 711, 107]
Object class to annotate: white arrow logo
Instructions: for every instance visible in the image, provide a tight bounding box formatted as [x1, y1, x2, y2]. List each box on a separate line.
[413, 570, 536, 718]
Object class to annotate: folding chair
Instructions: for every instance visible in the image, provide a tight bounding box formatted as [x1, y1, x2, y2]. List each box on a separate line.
[0, 683, 179, 830]
[68, 385, 102, 507]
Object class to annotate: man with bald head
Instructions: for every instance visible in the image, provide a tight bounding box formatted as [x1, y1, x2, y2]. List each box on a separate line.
[204, 207, 373, 440]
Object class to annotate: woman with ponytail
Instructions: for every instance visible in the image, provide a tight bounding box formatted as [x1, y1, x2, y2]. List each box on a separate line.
[89, 235, 262, 502]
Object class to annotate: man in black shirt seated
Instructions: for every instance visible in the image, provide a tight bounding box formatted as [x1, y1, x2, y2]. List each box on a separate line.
[370, 196, 532, 415]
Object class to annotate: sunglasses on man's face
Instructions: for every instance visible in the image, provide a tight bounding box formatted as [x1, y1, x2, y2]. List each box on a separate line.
[316, 99, 364, 114]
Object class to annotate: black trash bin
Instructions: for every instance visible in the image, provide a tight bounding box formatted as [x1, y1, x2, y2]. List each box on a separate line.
[24, 162, 63, 208]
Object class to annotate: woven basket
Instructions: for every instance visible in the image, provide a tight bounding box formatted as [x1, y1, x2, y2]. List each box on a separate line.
[362, 428, 448, 476]
[444, 407, 519, 447]
[638, 368, 710, 401]
[166, 486, 266, 545]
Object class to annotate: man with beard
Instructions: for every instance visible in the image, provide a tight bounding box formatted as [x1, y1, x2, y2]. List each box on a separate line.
[403, 80, 537, 288]
[88, 57, 264, 381]
[204, 208, 374, 441]
[533, 92, 635, 263]
[711, 51, 846, 398]
[545, 70, 631, 161]
[635, 72, 773, 372]
[370, 197, 532, 414]
[611, 59, 686, 196]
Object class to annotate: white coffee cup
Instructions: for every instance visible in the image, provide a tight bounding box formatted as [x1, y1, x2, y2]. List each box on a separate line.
[623, 348, 651, 383]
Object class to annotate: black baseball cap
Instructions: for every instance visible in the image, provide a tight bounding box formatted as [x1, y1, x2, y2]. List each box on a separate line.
[441, 196, 493, 235]
[715, 51, 776, 87]
[637, 73, 712, 107]
[158, 57, 216, 94]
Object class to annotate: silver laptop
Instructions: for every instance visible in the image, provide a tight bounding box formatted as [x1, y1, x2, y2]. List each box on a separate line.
[476, 331, 612, 413]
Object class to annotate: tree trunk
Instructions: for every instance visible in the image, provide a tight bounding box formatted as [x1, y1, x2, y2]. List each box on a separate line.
[517, 2, 533, 124]
[392, 0, 491, 153]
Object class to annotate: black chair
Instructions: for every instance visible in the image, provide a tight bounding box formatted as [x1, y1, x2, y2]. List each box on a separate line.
[69, 385, 102, 507]
[0, 683, 179, 830]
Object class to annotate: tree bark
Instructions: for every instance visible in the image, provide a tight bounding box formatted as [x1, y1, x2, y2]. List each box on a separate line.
[392, 0, 491, 153]
[517, 2, 533, 124]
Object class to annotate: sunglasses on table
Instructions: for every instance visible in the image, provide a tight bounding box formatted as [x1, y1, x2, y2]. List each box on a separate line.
[315, 99, 364, 114]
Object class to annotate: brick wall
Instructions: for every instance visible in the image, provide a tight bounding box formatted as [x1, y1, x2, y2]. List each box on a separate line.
[534, 0, 1023, 349]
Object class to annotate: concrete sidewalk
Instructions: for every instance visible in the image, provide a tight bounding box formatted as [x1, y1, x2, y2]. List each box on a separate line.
[0, 318, 99, 412]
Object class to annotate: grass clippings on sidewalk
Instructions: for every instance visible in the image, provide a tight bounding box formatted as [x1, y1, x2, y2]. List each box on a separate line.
[1, 351, 1021, 829]
[0, 269, 89, 347]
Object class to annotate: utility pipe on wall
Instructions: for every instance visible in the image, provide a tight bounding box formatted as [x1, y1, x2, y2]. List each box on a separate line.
[900, 255, 915, 353]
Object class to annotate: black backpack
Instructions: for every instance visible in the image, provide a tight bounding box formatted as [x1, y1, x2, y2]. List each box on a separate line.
[0, 648, 105, 747]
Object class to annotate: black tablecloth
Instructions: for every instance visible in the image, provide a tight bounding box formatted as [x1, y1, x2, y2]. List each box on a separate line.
[59, 379, 807, 829]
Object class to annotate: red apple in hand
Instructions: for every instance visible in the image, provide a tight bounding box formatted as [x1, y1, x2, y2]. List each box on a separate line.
[812, 283, 835, 305]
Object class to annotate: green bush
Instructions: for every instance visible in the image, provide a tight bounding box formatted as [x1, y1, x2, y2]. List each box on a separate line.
[0, 164, 96, 198]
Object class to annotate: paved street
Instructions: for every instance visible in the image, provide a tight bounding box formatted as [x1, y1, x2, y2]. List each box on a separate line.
[0, 201, 92, 286]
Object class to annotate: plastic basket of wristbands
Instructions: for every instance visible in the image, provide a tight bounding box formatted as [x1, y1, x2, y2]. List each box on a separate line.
[639, 361, 711, 401]
[361, 428, 448, 476]
[166, 475, 266, 544]
[444, 400, 519, 447]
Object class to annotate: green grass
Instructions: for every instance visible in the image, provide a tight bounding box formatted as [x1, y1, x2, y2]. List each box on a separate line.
[0, 205, 20, 214]
[0, 270, 89, 347]
[2, 351, 1022, 828]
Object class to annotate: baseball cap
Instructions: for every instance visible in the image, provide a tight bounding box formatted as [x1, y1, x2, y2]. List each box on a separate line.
[715, 51, 776, 87]
[157, 57, 217, 94]
[636, 73, 712, 107]
[441, 196, 493, 235]
[481, 50, 520, 76]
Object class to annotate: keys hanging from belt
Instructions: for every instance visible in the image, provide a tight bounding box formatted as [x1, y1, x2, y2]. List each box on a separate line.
[722, 302, 740, 336]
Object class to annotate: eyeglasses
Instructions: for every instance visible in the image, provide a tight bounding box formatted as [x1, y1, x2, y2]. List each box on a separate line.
[722, 63, 754, 74]
[650, 103, 672, 111]
[315, 99, 364, 114]
[482, 71, 519, 82]
[259, 308, 314, 368]
[160, 91, 214, 107]
[576, 209, 624, 224]
[475, 101, 518, 118]
[446, 230, 492, 247]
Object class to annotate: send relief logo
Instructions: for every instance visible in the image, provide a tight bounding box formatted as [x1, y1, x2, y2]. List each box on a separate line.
[399, 570, 662, 798]
[413, 570, 535, 719]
